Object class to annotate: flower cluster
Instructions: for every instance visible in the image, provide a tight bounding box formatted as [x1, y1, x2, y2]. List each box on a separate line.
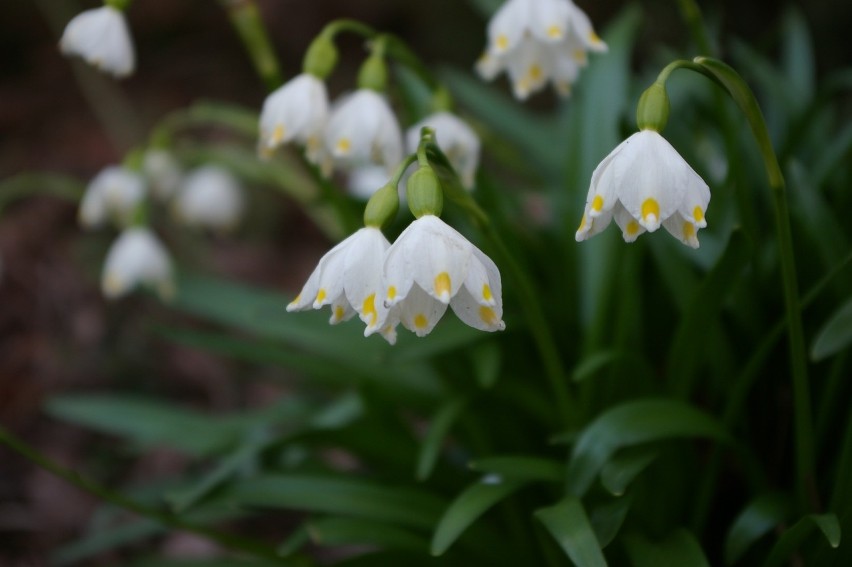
[476, 0, 607, 99]
[60, 4, 135, 78]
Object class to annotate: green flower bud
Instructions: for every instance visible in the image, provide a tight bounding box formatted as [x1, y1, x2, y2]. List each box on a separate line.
[407, 165, 443, 218]
[303, 34, 338, 79]
[363, 182, 400, 229]
[636, 82, 670, 132]
[357, 53, 388, 92]
[104, 0, 131, 11]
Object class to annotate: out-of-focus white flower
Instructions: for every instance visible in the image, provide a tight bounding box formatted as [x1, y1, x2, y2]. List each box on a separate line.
[79, 165, 146, 229]
[324, 90, 403, 175]
[575, 130, 711, 248]
[346, 165, 392, 200]
[101, 227, 174, 300]
[383, 215, 505, 336]
[287, 227, 397, 344]
[476, 0, 606, 99]
[406, 112, 481, 189]
[172, 166, 244, 231]
[142, 150, 183, 201]
[59, 6, 135, 78]
[258, 73, 329, 164]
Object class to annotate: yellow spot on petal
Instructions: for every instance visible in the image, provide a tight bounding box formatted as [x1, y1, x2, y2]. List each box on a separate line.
[336, 138, 351, 155]
[272, 125, 285, 144]
[333, 305, 345, 321]
[362, 293, 377, 327]
[577, 214, 588, 231]
[414, 314, 428, 329]
[479, 306, 497, 326]
[482, 284, 493, 302]
[387, 286, 397, 301]
[589, 31, 602, 45]
[573, 49, 587, 63]
[103, 274, 123, 296]
[316, 288, 327, 303]
[434, 272, 451, 300]
[641, 198, 660, 222]
[693, 206, 705, 223]
[683, 222, 696, 240]
[547, 25, 563, 39]
[529, 64, 542, 81]
[591, 195, 604, 212]
[496, 34, 509, 51]
[626, 221, 640, 236]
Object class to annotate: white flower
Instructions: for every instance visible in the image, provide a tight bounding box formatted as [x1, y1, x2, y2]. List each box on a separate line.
[324, 90, 404, 175]
[59, 6, 135, 78]
[287, 227, 397, 344]
[476, 0, 606, 99]
[346, 165, 392, 200]
[406, 112, 481, 189]
[142, 150, 183, 201]
[575, 130, 711, 248]
[102, 227, 174, 300]
[79, 165, 146, 229]
[258, 73, 329, 162]
[383, 215, 505, 336]
[172, 166, 244, 231]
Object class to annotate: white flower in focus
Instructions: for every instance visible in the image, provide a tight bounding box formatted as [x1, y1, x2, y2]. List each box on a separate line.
[258, 73, 329, 162]
[102, 227, 174, 300]
[324, 90, 403, 175]
[59, 6, 135, 78]
[406, 112, 481, 189]
[383, 215, 505, 336]
[575, 130, 711, 248]
[142, 150, 183, 201]
[173, 166, 244, 231]
[79, 166, 146, 229]
[287, 227, 398, 344]
[476, 0, 606, 99]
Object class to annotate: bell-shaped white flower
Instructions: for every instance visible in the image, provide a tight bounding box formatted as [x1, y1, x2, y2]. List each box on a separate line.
[59, 6, 135, 78]
[79, 165, 146, 229]
[383, 215, 505, 336]
[172, 166, 244, 231]
[406, 112, 481, 189]
[142, 150, 183, 201]
[101, 227, 174, 300]
[477, 0, 606, 99]
[575, 130, 711, 248]
[287, 226, 397, 344]
[258, 73, 329, 161]
[324, 90, 404, 175]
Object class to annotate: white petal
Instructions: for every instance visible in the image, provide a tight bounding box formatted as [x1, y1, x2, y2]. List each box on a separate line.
[565, 1, 607, 52]
[80, 165, 146, 228]
[612, 201, 646, 242]
[60, 7, 135, 78]
[450, 285, 505, 332]
[324, 90, 403, 172]
[342, 227, 391, 332]
[663, 214, 702, 248]
[102, 228, 173, 300]
[462, 246, 501, 307]
[487, 0, 528, 54]
[398, 285, 448, 337]
[407, 112, 480, 189]
[259, 74, 329, 152]
[529, 0, 571, 42]
[173, 165, 243, 231]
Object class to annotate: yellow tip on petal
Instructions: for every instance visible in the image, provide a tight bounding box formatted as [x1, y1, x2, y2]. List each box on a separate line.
[626, 221, 640, 236]
[589, 32, 603, 45]
[529, 64, 543, 81]
[496, 34, 509, 51]
[103, 274, 123, 297]
[683, 221, 696, 240]
[693, 206, 705, 223]
[641, 198, 660, 223]
[316, 288, 327, 303]
[591, 195, 604, 213]
[333, 305, 345, 322]
[272, 125, 285, 144]
[386, 286, 397, 301]
[479, 306, 497, 325]
[336, 138, 351, 155]
[362, 293, 377, 327]
[482, 284, 493, 302]
[547, 25, 563, 39]
[414, 313, 428, 329]
[573, 49, 588, 64]
[434, 272, 451, 302]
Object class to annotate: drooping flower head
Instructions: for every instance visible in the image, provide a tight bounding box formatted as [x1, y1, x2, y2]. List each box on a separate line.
[79, 165, 147, 229]
[476, 0, 606, 99]
[383, 214, 505, 337]
[575, 130, 710, 248]
[172, 165, 244, 232]
[258, 73, 329, 164]
[59, 5, 135, 78]
[406, 112, 481, 189]
[101, 227, 174, 300]
[142, 149, 183, 201]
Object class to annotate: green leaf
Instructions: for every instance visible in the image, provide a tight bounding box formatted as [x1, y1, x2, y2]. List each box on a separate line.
[589, 496, 633, 548]
[811, 298, 852, 361]
[565, 398, 730, 496]
[762, 513, 841, 567]
[431, 477, 527, 555]
[623, 529, 710, 567]
[416, 398, 466, 481]
[469, 456, 563, 482]
[44, 395, 245, 457]
[600, 448, 658, 497]
[572, 350, 625, 383]
[307, 517, 428, 553]
[53, 519, 166, 567]
[724, 493, 792, 565]
[535, 497, 607, 567]
[0, 172, 84, 214]
[224, 474, 445, 530]
[470, 341, 501, 389]
[131, 559, 293, 567]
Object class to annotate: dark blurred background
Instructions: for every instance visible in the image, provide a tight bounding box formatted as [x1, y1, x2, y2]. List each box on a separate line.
[0, 0, 849, 564]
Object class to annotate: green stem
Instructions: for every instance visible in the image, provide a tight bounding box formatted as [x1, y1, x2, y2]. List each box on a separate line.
[322, 18, 377, 40]
[675, 0, 715, 55]
[0, 426, 291, 564]
[219, 0, 283, 90]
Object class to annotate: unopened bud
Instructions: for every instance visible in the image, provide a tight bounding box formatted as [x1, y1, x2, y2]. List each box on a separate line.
[636, 82, 670, 132]
[363, 182, 399, 229]
[303, 34, 338, 79]
[357, 53, 388, 92]
[406, 166, 443, 218]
